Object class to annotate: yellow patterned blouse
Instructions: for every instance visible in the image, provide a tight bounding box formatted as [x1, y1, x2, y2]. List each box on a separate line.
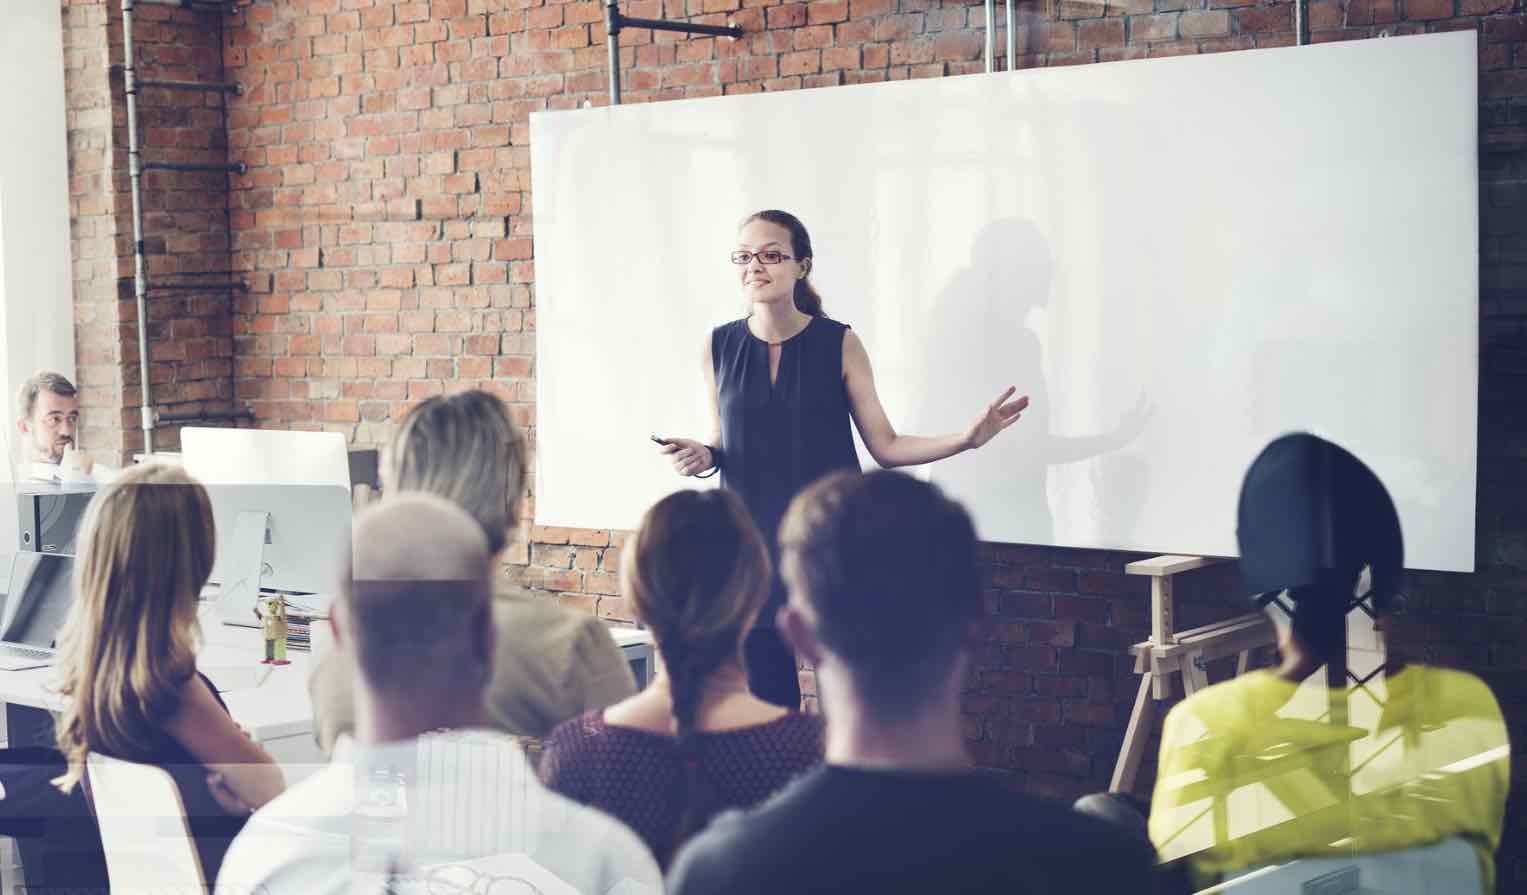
[1149, 665, 1509, 891]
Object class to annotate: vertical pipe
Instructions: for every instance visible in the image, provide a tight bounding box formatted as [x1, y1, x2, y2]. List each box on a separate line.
[605, 0, 622, 105]
[984, 0, 996, 73]
[1295, 0, 1309, 45]
[215, 8, 238, 419]
[1005, 0, 1016, 71]
[121, 0, 156, 455]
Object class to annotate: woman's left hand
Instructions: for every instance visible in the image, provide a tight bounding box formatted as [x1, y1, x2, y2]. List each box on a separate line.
[963, 387, 1030, 451]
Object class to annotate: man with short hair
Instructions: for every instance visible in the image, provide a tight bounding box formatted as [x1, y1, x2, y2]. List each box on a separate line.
[216, 496, 661, 895]
[14, 371, 84, 470]
[668, 470, 1155, 895]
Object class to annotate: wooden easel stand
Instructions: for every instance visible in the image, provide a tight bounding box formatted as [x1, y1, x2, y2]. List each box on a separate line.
[1109, 555, 1275, 793]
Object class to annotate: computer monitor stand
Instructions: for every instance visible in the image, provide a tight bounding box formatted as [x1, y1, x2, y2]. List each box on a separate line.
[216, 510, 270, 629]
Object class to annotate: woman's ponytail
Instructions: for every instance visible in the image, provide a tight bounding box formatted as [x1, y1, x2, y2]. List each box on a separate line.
[624, 490, 772, 867]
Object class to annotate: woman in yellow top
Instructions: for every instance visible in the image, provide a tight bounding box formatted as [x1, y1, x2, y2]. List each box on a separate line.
[1149, 434, 1509, 892]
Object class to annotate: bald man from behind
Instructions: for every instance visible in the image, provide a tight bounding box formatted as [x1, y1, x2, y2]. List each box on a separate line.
[217, 496, 661, 895]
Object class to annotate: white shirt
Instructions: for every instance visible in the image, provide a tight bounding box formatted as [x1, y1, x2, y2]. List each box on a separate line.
[24, 460, 116, 485]
[215, 729, 662, 895]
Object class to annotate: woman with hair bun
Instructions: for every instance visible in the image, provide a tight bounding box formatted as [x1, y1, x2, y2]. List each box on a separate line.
[657, 209, 1030, 708]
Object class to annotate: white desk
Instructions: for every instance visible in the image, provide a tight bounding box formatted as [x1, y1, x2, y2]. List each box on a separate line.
[199, 605, 324, 764]
[0, 602, 324, 767]
[0, 606, 657, 773]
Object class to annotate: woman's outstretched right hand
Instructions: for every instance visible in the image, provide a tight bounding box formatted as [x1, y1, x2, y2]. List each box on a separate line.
[659, 438, 714, 477]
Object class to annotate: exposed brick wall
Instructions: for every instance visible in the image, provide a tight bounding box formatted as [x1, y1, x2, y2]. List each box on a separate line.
[61, 0, 239, 466]
[62, 0, 130, 464]
[56, 0, 1527, 887]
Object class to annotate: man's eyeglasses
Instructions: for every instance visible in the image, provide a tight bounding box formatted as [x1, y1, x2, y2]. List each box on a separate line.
[426, 863, 545, 895]
[730, 250, 796, 266]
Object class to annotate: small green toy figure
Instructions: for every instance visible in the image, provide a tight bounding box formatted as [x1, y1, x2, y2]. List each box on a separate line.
[256, 595, 290, 666]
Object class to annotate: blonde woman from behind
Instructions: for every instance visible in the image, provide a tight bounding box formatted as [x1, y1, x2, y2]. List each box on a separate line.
[53, 463, 285, 884]
[308, 390, 636, 751]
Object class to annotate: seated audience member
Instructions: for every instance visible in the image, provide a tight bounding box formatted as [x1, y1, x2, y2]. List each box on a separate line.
[51, 464, 285, 884]
[309, 390, 635, 752]
[1149, 434, 1509, 892]
[668, 470, 1155, 895]
[13, 370, 101, 481]
[540, 490, 824, 867]
[217, 496, 661, 895]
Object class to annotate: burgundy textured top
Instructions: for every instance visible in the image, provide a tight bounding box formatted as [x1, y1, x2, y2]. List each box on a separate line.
[539, 709, 825, 867]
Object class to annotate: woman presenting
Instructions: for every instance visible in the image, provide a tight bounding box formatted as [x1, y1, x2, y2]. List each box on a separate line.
[659, 209, 1028, 709]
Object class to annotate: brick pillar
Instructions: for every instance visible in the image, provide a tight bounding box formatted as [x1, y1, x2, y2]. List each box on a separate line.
[62, 0, 130, 466]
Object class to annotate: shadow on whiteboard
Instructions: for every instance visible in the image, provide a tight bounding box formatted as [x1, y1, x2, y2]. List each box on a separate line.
[912, 218, 1152, 545]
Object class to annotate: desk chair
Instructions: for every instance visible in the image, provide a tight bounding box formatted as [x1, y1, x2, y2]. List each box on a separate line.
[350, 448, 381, 509]
[85, 752, 206, 892]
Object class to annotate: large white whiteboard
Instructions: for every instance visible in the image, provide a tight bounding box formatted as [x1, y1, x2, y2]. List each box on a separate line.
[530, 32, 1478, 572]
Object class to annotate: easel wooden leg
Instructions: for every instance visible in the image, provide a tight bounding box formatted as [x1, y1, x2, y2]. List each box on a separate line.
[1110, 673, 1156, 793]
[1183, 651, 1209, 695]
[1151, 655, 1173, 698]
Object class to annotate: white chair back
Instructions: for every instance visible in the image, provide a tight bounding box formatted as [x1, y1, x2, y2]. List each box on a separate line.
[86, 752, 206, 892]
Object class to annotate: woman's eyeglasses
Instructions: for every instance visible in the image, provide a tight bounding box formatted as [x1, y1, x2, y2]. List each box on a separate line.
[730, 250, 796, 266]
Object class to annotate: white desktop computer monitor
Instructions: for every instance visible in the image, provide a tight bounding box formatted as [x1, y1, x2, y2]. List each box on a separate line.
[181, 427, 350, 489]
[201, 484, 351, 620]
[182, 429, 353, 627]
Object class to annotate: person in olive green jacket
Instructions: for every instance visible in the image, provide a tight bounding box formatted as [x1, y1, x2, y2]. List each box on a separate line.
[309, 390, 636, 753]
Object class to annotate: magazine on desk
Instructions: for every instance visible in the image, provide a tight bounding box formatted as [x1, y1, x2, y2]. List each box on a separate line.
[284, 604, 316, 653]
[280, 592, 331, 653]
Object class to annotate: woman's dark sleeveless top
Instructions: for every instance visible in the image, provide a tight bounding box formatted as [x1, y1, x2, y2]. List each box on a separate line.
[113, 671, 248, 883]
[713, 316, 861, 614]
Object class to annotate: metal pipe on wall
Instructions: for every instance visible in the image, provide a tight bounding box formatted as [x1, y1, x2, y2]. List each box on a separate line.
[984, 0, 996, 73]
[157, 408, 254, 424]
[121, 0, 156, 456]
[121, 0, 248, 450]
[133, 0, 232, 8]
[1006, 0, 1016, 71]
[604, 1, 740, 106]
[1296, 0, 1309, 45]
[142, 161, 246, 174]
[135, 76, 242, 95]
[606, 0, 623, 105]
[210, 5, 243, 427]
